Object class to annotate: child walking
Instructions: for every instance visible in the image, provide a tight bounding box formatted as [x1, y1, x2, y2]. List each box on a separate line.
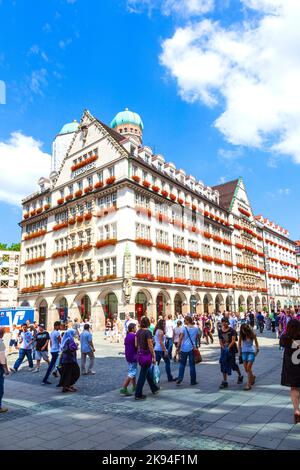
[120, 323, 137, 397]
[238, 323, 259, 391]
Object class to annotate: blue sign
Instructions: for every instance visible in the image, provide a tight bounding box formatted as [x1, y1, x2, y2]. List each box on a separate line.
[0, 308, 34, 330]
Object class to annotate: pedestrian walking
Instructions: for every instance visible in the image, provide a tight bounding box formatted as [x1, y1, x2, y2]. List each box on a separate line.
[120, 323, 137, 396]
[176, 315, 201, 386]
[8, 324, 19, 354]
[165, 314, 174, 359]
[32, 324, 50, 373]
[280, 319, 300, 423]
[80, 323, 96, 375]
[173, 320, 182, 362]
[0, 327, 10, 413]
[58, 329, 80, 393]
[238, 324, 259, 391]
[218, 318, 243, 389]
[153, 319, 175, 382]
[149, 318, 155, 336]
[12, 324, 34, 372]
[203, 317, 214, 344]
[256, 312, 265, 333]
[42, 321, 61, 385]
[135, 316, 159, 400]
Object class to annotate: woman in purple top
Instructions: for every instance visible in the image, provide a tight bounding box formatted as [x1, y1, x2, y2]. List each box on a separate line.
[120, 323, 138, 396]
[58, 329, 80, 393]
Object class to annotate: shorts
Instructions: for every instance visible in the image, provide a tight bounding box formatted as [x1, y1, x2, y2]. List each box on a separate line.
[242, 352, 255, 363]
[9, 339, 17, 347]
[127, 362, 137, 379]
[35, 350, 49, 361]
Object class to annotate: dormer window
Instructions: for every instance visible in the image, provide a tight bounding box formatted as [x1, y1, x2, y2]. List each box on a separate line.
[124, 128, 128, 133]
[158, 163, 162, 171]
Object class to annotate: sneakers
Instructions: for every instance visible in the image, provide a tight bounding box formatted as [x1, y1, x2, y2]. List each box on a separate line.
[88, 370, 96, 375]
[52, 371, 58, 378]
[42, 380, 52, 385]
[176, 379, 182, 385]
[0, 407, 8, 413]
[135, 395, 147, 400]
[152, 388, 160, 395]
[32, 368, 40, 373]
[191, 382, 198, 386]
[237, 375, 244, 384]
[11, 368, 17, 373]
[219, 381, 228, 389]
[120, 388, 133, 397]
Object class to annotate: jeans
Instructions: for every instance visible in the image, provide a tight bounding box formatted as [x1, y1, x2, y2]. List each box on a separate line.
[81, 351, 95, 373]
[0, 365, 4, 408]
[13, 349, 33, 370]
[178, 350, 196, 384]
[155, 350, 173, 381]
[135, 364, 159, 398]
[42, 351, 59, 382]
[259, 322, 264, 333]
[165, 338, 173, 360]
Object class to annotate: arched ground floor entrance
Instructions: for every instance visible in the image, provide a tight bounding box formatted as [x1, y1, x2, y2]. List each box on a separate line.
[104, 292, 118, 322]
[135, 291, 148, 322]
[156, 292, 168, 319]
[79, 295, 91, 321]
[38, 300, 48, 329]
[57, 297, 68, 323]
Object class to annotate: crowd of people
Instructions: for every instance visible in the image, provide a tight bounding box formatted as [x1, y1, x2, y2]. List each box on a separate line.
[0, 308, 299, 423]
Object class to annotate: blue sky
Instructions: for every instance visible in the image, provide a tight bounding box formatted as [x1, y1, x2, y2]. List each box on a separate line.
[0, 0, 299, 243]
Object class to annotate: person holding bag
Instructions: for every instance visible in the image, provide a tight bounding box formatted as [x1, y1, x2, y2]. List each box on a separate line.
[135, 316, 160, 400]
[176, 315, 201, 386]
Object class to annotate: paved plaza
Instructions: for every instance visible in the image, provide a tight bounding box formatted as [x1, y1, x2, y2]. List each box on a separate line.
[0, 330, 299, 451]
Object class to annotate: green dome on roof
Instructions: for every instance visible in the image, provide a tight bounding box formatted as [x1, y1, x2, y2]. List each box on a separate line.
[111, 108, 144, 130]
[59, 120, 79, 135]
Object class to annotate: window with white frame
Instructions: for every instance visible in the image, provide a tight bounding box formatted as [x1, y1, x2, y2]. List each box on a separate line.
[135, 192, 150, 208]
[156, 261, 170, 277]
[156, 229, 169, 245]
[189, 267, 200, 280]
[136, 256, 151, 274]
[173, 235, 185, 249]
[136, 223, 151, 239]
[174, 264, 186, 278]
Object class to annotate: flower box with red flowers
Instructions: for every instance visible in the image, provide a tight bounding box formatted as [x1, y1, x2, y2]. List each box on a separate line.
[82, 244, 92, 251]
[76, 215, 84, 223]
[136, 273, 155, 282]
[106, 176, 116, 185]
[96, 239, 117, 249]
[84, 213, 92, 221]
[142, 180, 151, 188]
[157, 276, 173, 283]
[237, 263, 245, 269]
[234, 223, 242, 230]
[135, 238, 153, 247]
[177, 198, 184, 205]
[68, 218, 76, 226]
[71, 155, 98, 172]
[152, 185, 160, 192]
[52, 250, 68, 259]
[203, 282, 214, 288]
[202, 255, 213, 263]
[204, 211, 210, 217]
[224, 260, 233, 267]
[53, 222, 68, 231]
[68, 246, 83, 255]
[235, 243, 244, 250]
[223, 239, 232, 246]
[84, 186, 93, 194]
[51, 282, 68, 288]
[173, 247, 187, 256]
[161, 190, 169, 198]
[203, 232, 212, 239]
[170, 193, 176, 201]
[21, 285, 45, 294]
[30, 210, 36, 217]
[24, 213, 29, 219]
[24, 230, 47, 241]
[213, 235, 222, 243]
[97, 274, 117, 283]
[192, 204, 197, 211]
[191, 226, 197, 233]
[238, 207, 251, 217]
[65, 194, 73, 201]
[132, 175, 141, 183]
[214, 216, 220, 222]
[25, 256, 46, 266]
[75, 190, 83, 198]
[57, 198, 64, 205]
[174, 278, 189, 285]
[94, 181, 104, 190]
[215, 283, 225, 289]
[189, 251, 201, 259]
[156, 242, 172, 252]
[191, 280, 202, 286]
[214, 258, 223, 265]
[44, 204, 50, 211]
[36, 207, 43, 214]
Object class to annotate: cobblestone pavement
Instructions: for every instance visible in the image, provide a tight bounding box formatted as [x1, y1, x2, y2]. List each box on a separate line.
[1, 330, 300, 450]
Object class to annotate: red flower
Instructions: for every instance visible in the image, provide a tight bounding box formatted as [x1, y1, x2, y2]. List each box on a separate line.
[84, 213, 92, 221]
[135, 238, 153, 247]
[96, 239, 117, 249]
[71, 155, 98, 172]
[84, 186, 93, 194]
[94, 181, 104, 189]
[142, 180, 151, 188]
[57, 198, 64, 205]
[44, 204, 50, 211]
[152, 185, 160, 192]
[132, 175, 140, 183]
[65, 194, 73, 201]
[106, 176, 116, 185]
[161, 190, 169, 198]
[170, 193, 176, 201]
[177, 198, 184, 205]
[192, 204, 197, 211]
[75, 190, 83, 198]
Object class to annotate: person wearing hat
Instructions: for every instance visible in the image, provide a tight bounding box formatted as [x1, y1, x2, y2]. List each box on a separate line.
[32, 324, 50, 373]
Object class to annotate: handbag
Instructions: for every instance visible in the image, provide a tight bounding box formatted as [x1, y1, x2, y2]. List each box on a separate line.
[137, 349, 152, 368]
[150, 364, 161, 385]
[185, 327, 202, 364]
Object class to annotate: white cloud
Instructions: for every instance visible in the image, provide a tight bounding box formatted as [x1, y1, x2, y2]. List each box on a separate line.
[0, 132, 51, 206]
[59, 38, 72, 49]
[278, 188, 290, 196]
[29, 69, 47, 95]
[127, 0, 214, 16]
[159, 0, 300, 163]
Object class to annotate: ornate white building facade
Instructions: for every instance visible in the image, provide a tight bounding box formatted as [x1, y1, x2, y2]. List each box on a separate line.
[255, 217, 300, 311]
[18, 108, 282, 329]
[0, 250, 20, 308]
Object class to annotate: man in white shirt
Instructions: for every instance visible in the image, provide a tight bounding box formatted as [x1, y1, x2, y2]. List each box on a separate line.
[165, 314, 174, 360]
[12, 324, 34, 372]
